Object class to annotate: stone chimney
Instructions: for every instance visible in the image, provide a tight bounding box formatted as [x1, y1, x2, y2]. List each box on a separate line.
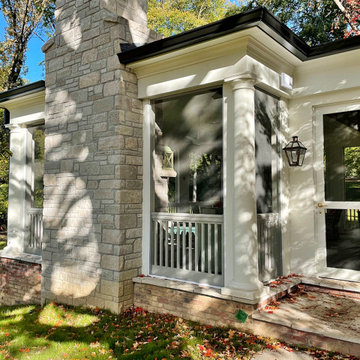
[42, 0, 158, 313]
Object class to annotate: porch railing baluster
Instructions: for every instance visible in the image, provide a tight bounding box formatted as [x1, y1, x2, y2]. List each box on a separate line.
[154, 220, 158, 266]
[195, 223, 199, 272]
[207, 223, 212, 274]
[27, 208, 43, 252]
[170, 221, 175, 268]
[182, 222, 186, 269]
[201, 223, 205, 272]
[151, 213, 223, 286]
[214, 223, 218, 275]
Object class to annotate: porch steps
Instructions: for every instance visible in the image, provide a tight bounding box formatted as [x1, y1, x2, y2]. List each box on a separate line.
[251, 281, 360, 357]
[134, 276, 360, 357]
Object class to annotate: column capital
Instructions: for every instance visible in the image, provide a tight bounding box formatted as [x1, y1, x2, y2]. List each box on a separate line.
[224, 72, 258, 91]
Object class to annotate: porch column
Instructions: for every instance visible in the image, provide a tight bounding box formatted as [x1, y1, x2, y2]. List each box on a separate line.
[222, 76, 263, 299]
[3, 125, 32, 254]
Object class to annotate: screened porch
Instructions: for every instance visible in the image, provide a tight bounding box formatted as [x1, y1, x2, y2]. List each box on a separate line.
[148, 86, 282, 288]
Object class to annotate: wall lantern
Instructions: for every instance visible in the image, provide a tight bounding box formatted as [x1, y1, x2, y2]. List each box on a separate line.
[160, 145, 177, 178]
[283, 136, 307, 167]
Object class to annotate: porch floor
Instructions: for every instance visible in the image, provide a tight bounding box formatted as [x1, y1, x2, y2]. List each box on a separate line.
[252, 278, 360, 357]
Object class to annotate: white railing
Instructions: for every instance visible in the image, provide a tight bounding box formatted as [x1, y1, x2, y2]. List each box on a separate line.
[28, 208, 43, 250]
[151, 212, 223, 286]
[344, 209, 359, 230]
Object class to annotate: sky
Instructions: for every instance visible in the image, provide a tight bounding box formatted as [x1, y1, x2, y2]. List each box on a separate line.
[0, 1, 242, 85]
[0, 12, 45, 83]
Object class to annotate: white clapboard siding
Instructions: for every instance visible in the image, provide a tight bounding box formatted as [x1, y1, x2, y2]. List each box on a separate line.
[151, 212, 223, 286]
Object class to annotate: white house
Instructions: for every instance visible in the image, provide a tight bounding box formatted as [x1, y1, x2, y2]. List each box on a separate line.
[0, 1, 359, 326]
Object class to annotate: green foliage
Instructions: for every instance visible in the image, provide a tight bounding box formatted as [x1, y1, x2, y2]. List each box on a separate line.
[148, 0, 230, 37]
[39, 0, 56, 38]
[344, 146, 360, 179]
[0, 184, 8, 228]
[0, 0, 54, 89]
[148, 0, 359, 45]
[0, 110, 10, 230]
[32, 126, 45, 208]
[226, 0, 346, 45]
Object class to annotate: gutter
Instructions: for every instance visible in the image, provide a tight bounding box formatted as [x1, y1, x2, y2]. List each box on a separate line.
[0, 81, 45, 103]
[117, 7, 360, 65]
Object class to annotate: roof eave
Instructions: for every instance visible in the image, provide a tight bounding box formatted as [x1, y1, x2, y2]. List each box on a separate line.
[0, 80, 45, 103]
[117, 7, 360, 65]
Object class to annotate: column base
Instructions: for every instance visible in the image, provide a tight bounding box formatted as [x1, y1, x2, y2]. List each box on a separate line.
[221, 280, 264, 301]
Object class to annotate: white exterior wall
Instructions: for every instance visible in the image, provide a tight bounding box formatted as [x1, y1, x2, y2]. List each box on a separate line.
[288, 50, 360, 278]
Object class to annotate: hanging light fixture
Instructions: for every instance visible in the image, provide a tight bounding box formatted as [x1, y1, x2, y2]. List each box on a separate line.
[283, 136, 307, 167]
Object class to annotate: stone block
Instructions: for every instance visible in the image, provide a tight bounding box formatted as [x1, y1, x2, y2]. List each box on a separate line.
[94, 189, 113, 200]
[98, 135, 124, 150]
[104, 81, 119, 97]
[79, 72, 100, 88]
[60, 160, 74, 173]
[82, 48, 98, 64]
[125, 137, 138, 150]
[126, 228, 142, 239]
[124, 257, 142, 270]
[119, 214, 137, 229]
[80, 162, 100, 175]
[116, 165, 137, 179]
[116, 125, 133, 136]
[99, 180, 121, 189]
[103, 229, 122, 244]
[101, 279, 120, 297]
[113, 245, 133, 256]
[119, 190, 142, 203]
[101, 255, 124, 271]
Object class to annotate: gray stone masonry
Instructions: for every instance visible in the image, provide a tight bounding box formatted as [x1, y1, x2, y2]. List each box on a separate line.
[42, 0, 160, 313]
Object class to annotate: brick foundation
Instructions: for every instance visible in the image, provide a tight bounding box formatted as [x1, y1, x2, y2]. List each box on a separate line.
[0, 257, 41, 306]
[134, 282, 258, 331]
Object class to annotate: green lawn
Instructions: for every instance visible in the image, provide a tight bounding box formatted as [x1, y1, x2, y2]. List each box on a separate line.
[0, 303, 356, 360]
[0, 232, 6, 250]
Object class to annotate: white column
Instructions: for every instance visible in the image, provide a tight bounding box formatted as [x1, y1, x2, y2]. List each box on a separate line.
[3, 125, 32, 254]
[222, 76, 263, 300]
[142, 100, 153, 276]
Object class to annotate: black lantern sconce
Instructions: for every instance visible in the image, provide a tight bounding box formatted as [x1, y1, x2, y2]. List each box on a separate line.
[283, 136, 307, 167]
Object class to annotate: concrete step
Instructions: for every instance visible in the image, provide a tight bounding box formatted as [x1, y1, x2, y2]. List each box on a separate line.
[251, 287, 360, 357]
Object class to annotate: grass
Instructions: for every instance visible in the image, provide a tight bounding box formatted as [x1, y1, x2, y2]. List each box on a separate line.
[0, 303, 358, 360]
[0, 231, 6, 250]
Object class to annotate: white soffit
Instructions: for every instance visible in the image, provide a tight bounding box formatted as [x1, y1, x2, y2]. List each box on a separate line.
[0, 90, 45, 125]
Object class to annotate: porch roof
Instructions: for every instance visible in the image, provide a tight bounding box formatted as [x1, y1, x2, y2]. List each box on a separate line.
[0, 81, 45, 103]
[0, 81, 45, 125]
[118, 7, 360, 65]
